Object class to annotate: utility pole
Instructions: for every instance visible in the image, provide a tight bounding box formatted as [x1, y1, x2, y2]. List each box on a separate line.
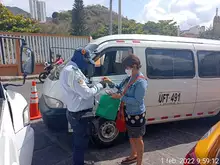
[177, 25, 180, 36]
[118, 0, 122, 34]
[109, 0, 113, 35]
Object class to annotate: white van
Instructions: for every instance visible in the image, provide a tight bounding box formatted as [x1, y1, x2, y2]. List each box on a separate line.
[0, 36, 35, 165]
[39, 34, 220, 147]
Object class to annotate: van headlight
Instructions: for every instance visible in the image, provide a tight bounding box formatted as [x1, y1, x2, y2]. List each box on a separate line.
[23, 105, 30, 126]
[44, 95, 64, 108]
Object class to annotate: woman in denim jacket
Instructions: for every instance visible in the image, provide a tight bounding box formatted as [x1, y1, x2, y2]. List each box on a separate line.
[104, 54, 148, 165]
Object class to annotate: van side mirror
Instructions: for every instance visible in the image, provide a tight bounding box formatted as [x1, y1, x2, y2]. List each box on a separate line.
[20, 45, 35, 75]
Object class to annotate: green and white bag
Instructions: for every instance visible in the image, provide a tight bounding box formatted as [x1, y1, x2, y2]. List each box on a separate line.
[95, 94, 120, 121]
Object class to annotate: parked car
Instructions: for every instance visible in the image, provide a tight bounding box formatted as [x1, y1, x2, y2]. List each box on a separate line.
[184, 121, 220, 165]
[0, 36, 35, 165]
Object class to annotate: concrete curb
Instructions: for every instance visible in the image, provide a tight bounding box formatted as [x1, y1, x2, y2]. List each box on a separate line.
[0, 75, 39, 82]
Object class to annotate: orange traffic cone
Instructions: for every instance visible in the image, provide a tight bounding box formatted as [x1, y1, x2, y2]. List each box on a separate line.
[30, 80, 41, 120]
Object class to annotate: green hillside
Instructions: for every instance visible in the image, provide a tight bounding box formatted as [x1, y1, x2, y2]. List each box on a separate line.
[6, 6, 31, 18]
[5, 4, 178, 38]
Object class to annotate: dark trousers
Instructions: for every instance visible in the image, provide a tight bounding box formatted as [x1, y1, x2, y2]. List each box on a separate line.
[66, 109, 94, 165]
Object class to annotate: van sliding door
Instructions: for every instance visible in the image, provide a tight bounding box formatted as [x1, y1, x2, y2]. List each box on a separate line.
[194, 44, 220, 116]
[144, 42, 197, 122]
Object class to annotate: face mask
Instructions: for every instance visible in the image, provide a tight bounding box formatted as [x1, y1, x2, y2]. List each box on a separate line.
[125, 69, 132, 76]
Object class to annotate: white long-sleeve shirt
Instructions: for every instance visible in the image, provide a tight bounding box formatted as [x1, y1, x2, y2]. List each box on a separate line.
[59, 61, 103, 112]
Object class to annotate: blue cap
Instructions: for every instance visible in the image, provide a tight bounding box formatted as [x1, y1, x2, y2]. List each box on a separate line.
[77, 48, 95, 65]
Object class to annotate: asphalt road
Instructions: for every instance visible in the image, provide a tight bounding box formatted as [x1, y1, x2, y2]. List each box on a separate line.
[4, 80, 220, 165]
[5, 80, 43, 103]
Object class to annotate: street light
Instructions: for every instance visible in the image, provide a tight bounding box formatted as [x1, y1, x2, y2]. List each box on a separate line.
[177, 25, 180, 36]
[109, 0, 122, 35]
[118, 0, 122, 34]
[109, 0, 113, 35]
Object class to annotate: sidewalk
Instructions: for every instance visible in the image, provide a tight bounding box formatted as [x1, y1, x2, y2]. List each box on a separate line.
[0, 74, 39, 82]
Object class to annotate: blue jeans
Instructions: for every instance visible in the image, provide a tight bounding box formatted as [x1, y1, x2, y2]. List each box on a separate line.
[66, 110, 94, 165]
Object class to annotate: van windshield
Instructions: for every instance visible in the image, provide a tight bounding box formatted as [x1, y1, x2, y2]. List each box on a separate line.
[48, 43, 98, 81]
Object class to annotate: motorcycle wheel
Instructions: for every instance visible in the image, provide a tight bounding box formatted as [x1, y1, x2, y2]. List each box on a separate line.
[39, 72, 48, 83]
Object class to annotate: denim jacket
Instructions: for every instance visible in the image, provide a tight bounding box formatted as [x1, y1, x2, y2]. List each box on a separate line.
[114, 73, 148, 115]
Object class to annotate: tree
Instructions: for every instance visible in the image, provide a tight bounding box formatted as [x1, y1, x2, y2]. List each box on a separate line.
[199, 25, 220, 40]
[52, 12, 59, 24]
[199, 26, 214, 39]
[143, 20, 177, 36]
[121, 20, 144, 34]
[91, 24, 108, 39]
[39, 22, 70, 34]
[58, 11, 72, 21]
[158, 20, 178, 36]
[71, 0, 87, 35]
[0, 4, 40, 33]
[91, 20, 144, 39]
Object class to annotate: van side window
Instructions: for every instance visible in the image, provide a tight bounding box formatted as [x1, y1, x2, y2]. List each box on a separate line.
[146, 48, 195, 79]
[197, 51, 220, 78]
[94, 47, 133, 76]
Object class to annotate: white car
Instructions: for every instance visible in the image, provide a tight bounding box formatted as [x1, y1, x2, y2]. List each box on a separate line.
[0, 36, 35, 165]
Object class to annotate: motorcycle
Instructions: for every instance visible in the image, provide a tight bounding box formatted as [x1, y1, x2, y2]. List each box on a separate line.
[38, 62, 54, 83]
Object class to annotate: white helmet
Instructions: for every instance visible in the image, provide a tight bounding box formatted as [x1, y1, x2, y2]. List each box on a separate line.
[44, 62, 49, 66]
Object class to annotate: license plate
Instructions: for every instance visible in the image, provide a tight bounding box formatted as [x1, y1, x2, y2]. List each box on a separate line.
[158, 92, 181, 105]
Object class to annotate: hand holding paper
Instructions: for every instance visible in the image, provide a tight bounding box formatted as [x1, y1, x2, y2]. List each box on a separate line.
[111, 93, 122, 99]
[102, 77, 115, 88]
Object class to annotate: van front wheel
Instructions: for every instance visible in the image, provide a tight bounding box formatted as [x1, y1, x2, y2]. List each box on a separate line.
[91, 118, 124, 148]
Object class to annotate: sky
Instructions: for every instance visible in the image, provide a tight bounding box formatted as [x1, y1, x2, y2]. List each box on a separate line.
[2, 0, 220, 30]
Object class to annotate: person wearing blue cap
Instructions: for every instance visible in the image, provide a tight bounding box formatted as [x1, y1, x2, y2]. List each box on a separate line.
[59, 48, 107, 165]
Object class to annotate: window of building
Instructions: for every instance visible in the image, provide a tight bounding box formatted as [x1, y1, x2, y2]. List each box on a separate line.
[146, 48, 195, 79]
[94, 47, 133, 76]
[197, 51, 220, 78]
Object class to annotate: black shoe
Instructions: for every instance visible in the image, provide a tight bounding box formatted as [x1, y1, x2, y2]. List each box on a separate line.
[84, 160, 95, 165]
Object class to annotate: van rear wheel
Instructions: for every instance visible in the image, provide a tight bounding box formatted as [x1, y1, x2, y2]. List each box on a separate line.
[91, 118, 125, 148]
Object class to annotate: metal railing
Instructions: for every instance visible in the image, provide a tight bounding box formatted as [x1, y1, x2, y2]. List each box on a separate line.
[0, 32, 90, 65]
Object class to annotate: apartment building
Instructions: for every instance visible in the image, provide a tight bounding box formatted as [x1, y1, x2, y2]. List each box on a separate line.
[29, 0, 38, 20]
[29, 0, 46, 23]
[37, 1, 46, 22]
